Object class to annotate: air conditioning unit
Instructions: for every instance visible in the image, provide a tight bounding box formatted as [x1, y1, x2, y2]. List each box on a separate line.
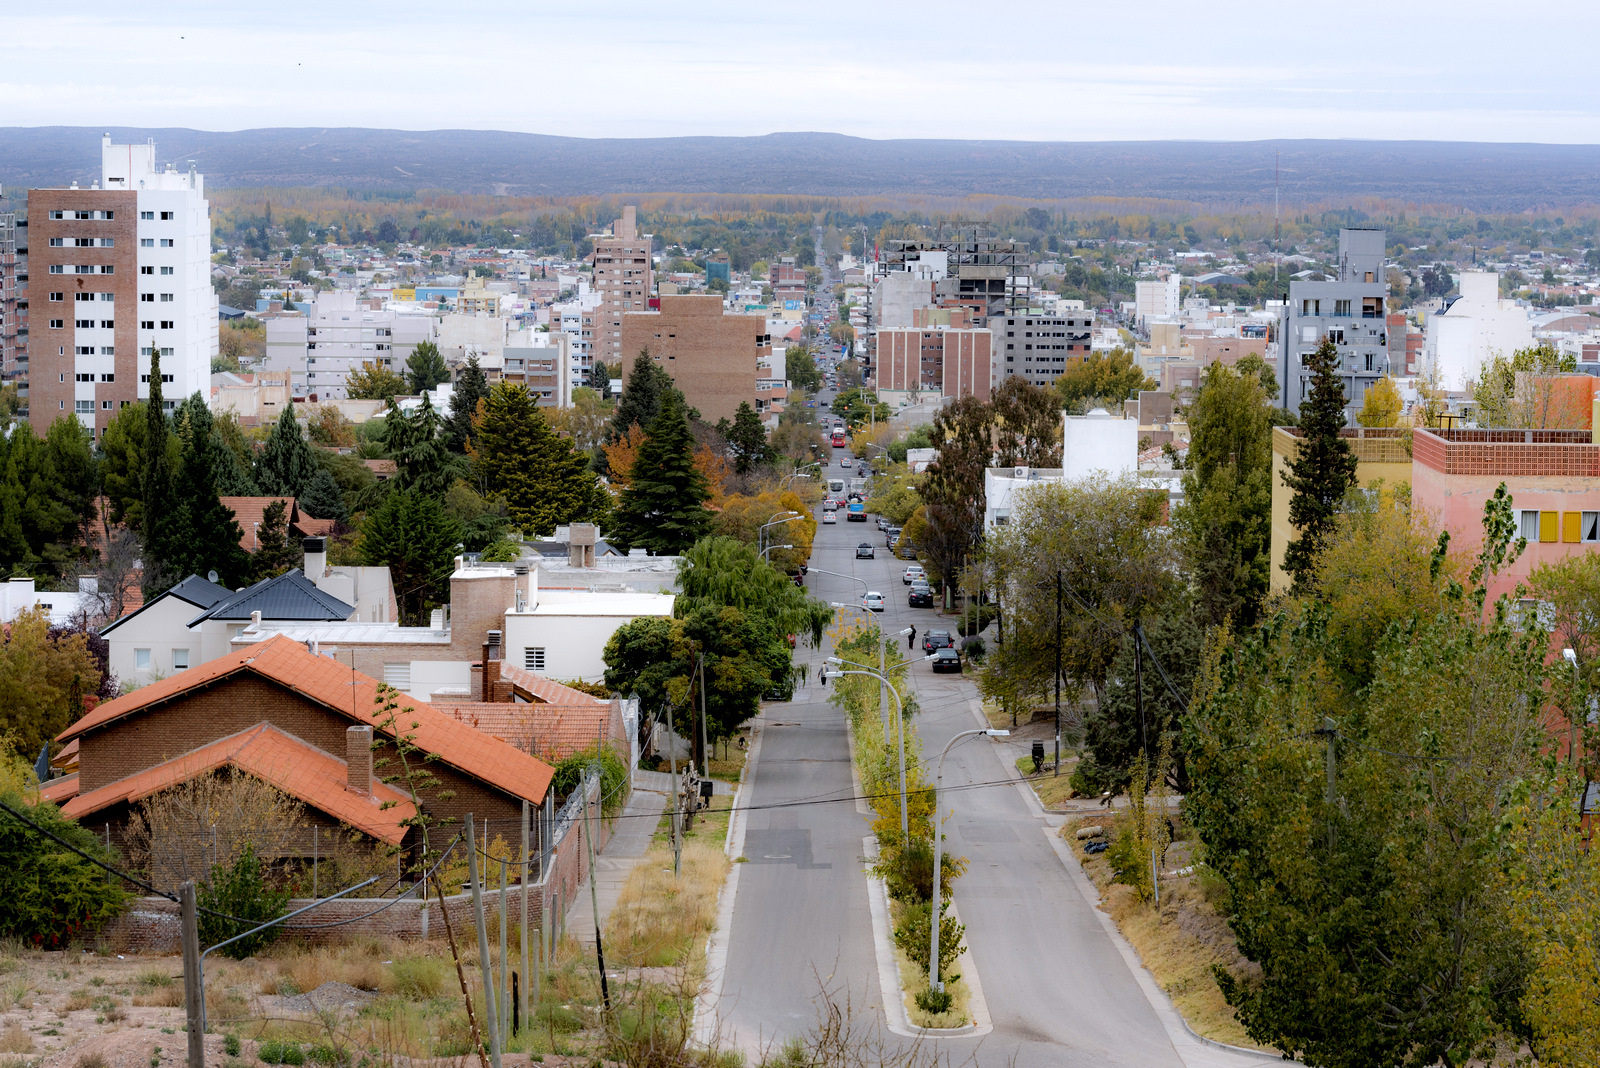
[1014, 466, 1029, 479]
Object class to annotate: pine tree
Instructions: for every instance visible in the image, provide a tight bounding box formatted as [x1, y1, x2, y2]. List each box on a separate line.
[1281, 338, 1359, 594]
[385, 395, 452, 498]
[300, 468, 348, 524]
[256, 405, 317, 499]
[445, 355, 488, 452]
[405, 339, 449, 394]
[590, 359, 611, 396]
[722, 401, 772, 475]
[608, 349, 675, 444]
[249, 499, 301, 582]
[475, 383, 605, 536]
[359, 489, 461, 624]
[141, 350, 186, 597]
[170, 394, 251, 588]
[610, 389, 711, 555]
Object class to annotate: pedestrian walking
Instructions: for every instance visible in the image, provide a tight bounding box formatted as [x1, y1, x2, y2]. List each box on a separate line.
[908, 625, 917, 650]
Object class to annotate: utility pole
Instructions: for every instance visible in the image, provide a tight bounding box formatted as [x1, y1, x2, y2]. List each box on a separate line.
[180, 881, 203, 1068]
[698, 653, 709, 779]
[1135, 619, 1147, 759]
[584, 770, 612, 1014]
[1053, 571, 1062, 777]
[667, 701, 681, 877]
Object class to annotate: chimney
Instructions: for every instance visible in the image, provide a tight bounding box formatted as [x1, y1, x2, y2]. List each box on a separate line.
[481, 642, 502, 703]
[303, 537, 327, 581]
[346, 725, 374, 795]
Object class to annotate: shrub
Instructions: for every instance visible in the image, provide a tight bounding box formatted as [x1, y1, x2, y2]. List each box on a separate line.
[892, 899, 964, 983]
[960, 637, 986, 664]
[955, 604, 998, 637]
[257, 1040, 305, 1066]
[479, 540, 521, 563]
[388, 956, 448, 999]
[222, 1034, 241, 1058]
[197, 843, 291, 958]
[550, 745, 630, 816]
[914, 986, 952, 1015]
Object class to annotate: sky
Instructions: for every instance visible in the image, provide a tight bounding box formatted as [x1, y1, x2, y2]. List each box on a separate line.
[7, 1, 1600, 144]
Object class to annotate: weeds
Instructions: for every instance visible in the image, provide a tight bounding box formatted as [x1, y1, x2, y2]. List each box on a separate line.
[0, 1025, 33, 1055]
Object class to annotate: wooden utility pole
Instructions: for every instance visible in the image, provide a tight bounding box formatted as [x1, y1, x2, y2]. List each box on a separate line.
[179, 881, 203, 1068]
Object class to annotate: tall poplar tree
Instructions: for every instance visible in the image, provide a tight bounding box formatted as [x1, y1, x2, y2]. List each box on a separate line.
[474, 383, 605, 537]
[1280, 338, 1359, 594]
[609, 389, 711, 555]
[141, 350, 185, 597]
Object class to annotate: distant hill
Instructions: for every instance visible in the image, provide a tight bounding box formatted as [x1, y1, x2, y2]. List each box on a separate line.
[3, 127, 1599, 211]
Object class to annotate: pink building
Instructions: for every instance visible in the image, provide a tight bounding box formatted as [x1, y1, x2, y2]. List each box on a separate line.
[1412, 427, 1600, 605]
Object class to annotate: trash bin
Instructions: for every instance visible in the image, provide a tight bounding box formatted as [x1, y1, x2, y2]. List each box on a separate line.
[1031, 741, 1045, 774]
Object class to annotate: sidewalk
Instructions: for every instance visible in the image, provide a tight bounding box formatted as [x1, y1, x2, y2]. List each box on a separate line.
[564, 782, 667, 946]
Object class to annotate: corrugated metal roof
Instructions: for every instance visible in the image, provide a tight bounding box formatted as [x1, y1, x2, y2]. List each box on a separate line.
[101, 574, 232, 636]
[189, 569, 355, 625]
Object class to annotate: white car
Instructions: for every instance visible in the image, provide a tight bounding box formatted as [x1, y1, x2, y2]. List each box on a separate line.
[822, 512, 837, 524]
[864, 592, 885, 612]
[902, 565, 925, 585]
[840, 457, 853, 468]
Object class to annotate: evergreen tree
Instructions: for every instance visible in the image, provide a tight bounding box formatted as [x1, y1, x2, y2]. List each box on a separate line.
[608, 348, 675, 444]
[359, 489, 462, 624]
[590, 359, 611, 396]
[141, 351, 185, 597]
[170, 394, 251, 588]
[1280, 338, 1359, 594]
[445, 355, 489, 452]
[256, 405, 318, 499]
[0, 419, 97, 578]
[249, 499, 301, 582]
[405, 339, 449, 394]
[300, 468, 348, 524]
[609, 390, 711, 555]
[99, 401, 150, 529]
[720, 401, 772, 475]
[474, 383, 605, 537]
[385, 395, 452, 498]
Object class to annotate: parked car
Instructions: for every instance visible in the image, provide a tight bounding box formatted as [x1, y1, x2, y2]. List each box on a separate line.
[856, 543, 875, 559]
[922, 629, 954, 652]
[822, 512, 837, 524]
[902, 565, 925, 585]
[908, 585, 934, 608]
[876, 517, 890, 531]
[897, 540, 919, 560]
[930, 648, 963, 673]
[864, 591, 886, 612]
[885, 526, 902, 546]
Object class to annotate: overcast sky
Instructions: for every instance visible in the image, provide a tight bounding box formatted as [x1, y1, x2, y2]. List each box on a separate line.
[8, 1, 1600, 143]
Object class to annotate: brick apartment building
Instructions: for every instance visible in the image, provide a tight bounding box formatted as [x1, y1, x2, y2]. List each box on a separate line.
[620, 294, 767, 424]
[588, 206, 653, 368]
[874, 306, 993, 401]
[27, 137, 217, 437]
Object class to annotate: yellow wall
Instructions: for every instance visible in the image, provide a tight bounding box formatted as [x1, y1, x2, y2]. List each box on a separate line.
[1269, 427, 1412, 593]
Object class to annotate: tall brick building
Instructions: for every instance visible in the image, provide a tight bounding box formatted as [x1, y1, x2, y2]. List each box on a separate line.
[875, 324, 992, 401]
[27, 136, 217, 437]
[588, 206, 653, 369]
[621, 294, 768, 424]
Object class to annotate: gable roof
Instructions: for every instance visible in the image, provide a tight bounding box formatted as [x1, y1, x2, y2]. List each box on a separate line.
[499, 663, 608, 706]
[221, 497, 301, 552]
[188, 569, 354, 625]
[430, 701, 615, 762]
[101, 574, 232, 636]
[61, 723, 415, 845]
[57, 634, 555, 805]
[37, 773, 79, 806]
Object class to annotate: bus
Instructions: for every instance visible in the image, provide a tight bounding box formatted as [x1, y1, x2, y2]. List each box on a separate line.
[830, 427, 846, 448]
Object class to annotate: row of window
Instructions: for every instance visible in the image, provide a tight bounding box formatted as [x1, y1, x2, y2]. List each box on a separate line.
[47, 210, 115, 221]
[74, 346, 115, 355]
[75, 373, 115, 382]
[48, 264, 115, 274]
[140, 238, 175, 248]
[1520, 510, 1600, 544]
[48, 237, 115, 248]
[140, 266, 175, 275]
[46, 292, 112, 302]
[133, 647, 186, 672]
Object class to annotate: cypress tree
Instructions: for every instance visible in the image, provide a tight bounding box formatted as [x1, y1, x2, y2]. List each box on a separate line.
[1280, 338, 1360, 594]
[141, 350, 185, 597]
[171, 394, 250, 587]
[359, 489, 461, 624]
[608, 348, 674, 443]
[445, 355, 489, 452]
[257, 405, 318, 499]
[723, 401, 772, 475]
[249, 499, 301, 582]
[386, 395, 451, 498]
[610, 389, 711, 555]
[475, 383, 605, 537]
[300, 468, 348, 524]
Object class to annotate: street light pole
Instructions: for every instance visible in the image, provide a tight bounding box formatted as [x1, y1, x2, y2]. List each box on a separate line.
[759, 511, 803, 555]
[930, 728, 1008, 993]
[1054, 571, 1062, 777]
[760, 543, 793, 560]
[828, 643, 913, 839]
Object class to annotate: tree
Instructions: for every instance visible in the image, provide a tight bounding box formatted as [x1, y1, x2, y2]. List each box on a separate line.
[1280, 338, 1358, 595]
[383, 395, 455, 498]
[1472, 341, 1581, 428]
[445, 355, 489, 452]
[249, 500, 301, 582]
[0, 607, 105, 760]
[0, 418, 99, 579]
[256, 405, 318, 500]
[712, 490, 816, 573]
[306, 405, 357, 449]
[720, 401, 772, 475]
[786, 346, 822, 392]
[170, 395, 251, 589]
[989, 376, 1062, 468]
[1357, 374, 1403, 428]
[300, 468, 348, 524]
[920, 396, 991, 594]
[609, 390, 712, 555]
[404, 339, 449, 395]
[547, 386, 610, 456]
[141, 351, 184, 597]
[99, 401, 152, 529]
[345, 360, 409, 401]
[589, 359, 612, 396]
[1174, 362, 1274, 628]
[600, 423, 648, 491]
[360, 490, 462, 625]
[608, 349, 676, 446]
[474, 383, 606, 536]
[1054, 348, 1154, 414]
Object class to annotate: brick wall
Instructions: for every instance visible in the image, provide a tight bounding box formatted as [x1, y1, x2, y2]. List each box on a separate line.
[1413, 427, 1600, 477]
[620, 295, 762, 424]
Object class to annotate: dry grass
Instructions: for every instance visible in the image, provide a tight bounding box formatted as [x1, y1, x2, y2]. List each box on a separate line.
[885, 900, 971, 1030]
[259, 943, 388, 996]
[0, 1024, 33, 1055]
[605, 841, 730, 970]
[63, 991, 95, 1012]
[1062, 818, 1271, 1052]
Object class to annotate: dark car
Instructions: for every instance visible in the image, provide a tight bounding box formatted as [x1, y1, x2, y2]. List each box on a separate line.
[922, 629, 954, 653]
[885, 526, 902, 546]
[856, 543, 875, 559]
[908, 585, 934, 608]
[930, 648, 963, 673]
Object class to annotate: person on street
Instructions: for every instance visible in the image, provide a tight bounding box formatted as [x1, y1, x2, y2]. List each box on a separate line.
[908, 625, 917, 649]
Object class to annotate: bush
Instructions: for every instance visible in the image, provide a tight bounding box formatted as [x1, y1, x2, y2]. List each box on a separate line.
[956, 604, 998, 637]
[960, 637, 986, 664]
[479, 539, 521, 563]
[388, 956, 448, 999]
[197, 843, 291, 958]
[550, 745, 630, 816]
[914, 986, 953, 1015]
[222, 1035, 241, 1057]
[893, 900, 964, 983]
[257, 1040, 305, 1066]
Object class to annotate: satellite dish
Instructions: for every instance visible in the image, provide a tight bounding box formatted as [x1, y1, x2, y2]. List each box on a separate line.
[207, 570, 219, 583]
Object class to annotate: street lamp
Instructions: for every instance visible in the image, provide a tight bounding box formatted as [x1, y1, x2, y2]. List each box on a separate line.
[781, 462, 822, 492]
[829, 641, 913, 837]
[760, 544, 793, 560]
[759, 511, 803, 554]
[930, 728, 1008, 994]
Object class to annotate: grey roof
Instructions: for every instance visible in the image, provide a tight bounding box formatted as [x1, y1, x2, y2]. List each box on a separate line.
[101, 575, 233, 636]
[187, 569, 355, 626]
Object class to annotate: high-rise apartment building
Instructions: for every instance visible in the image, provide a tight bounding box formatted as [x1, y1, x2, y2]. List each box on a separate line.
[588, 206, 653, 367]
[1276, 228, 1390, 419]
[27, 136, 217, 435]
[993, 311, 1094, 389]
[875, 323, 992, 401]
[263, 290, 434, 402]
[620, 294, 766, 424]
[0, 189, 25, 395]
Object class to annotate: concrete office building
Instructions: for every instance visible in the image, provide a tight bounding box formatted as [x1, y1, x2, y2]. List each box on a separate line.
[263, 291, 434, 402]
[876, 324, 992, 402]
[620, 294, 767, 424]
[1135, 276, 1181, 327]
[27, 136, 217, 435]
[588, 207, 653, 367]
[1275, 228, 1391, 419]
[1424, 271, 1534, 390]
[0, 189, 24, 392]
[994, 311, 1094, 389]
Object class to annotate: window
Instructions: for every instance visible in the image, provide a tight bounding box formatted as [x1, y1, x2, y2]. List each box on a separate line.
[75, 373, 93, 382]
[141, 320, 155, 329]
[1585, 512, 1600, 543]
[75, 400, 93, 412]
[160, 211, 174, 220]
[74, 265, 96, 274]
[383, 663, 411, 689]
[76, 318, 93, 328]
[48, 264, 63, 274]
[135, 648, 151, 670]
[160, 266, 173, 275]
[49, 292, 63, 302]
[140, 211, 155, 221]
[99, 292, 114, 302]
[100, 346, 114, 356]
[100, 373, 114, 383]
[524, 647, 546, 672]
[49, 319, 63, 329]
[140, 293, 154, 302]
[48, 237, 63, 247]
[171, 649, 189, 671]
[159, 320, 174, 329]
[99, 265, 114, 274]
[101, 400, 112, 409]
[49, 210, 64, 220]
[159, 293, 174, 302]
[159, 239, 173, 248]
[140, 265, 154, 275]
[140, 238, 154, 247]
[100, 320, 113, 329]
[75, 345, 93, 355]
[1520, 510, 1544, 543]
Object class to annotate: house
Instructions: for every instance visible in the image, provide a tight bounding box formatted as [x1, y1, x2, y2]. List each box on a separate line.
[431, 657, 629, 766]
[49, 634, 556, 858]
[221, 498, 339, 551]
[1269, 427, 1411, 593]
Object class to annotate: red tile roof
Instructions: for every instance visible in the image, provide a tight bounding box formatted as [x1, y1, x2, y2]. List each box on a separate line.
[61, 724, 415, 845]
[58, 635, 555, 805]
[38, 773, 80, 806]
[431, 701, 614, 762]
[498, 664, 607, 706]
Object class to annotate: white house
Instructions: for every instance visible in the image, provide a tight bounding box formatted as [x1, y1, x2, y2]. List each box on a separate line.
[1425, 272, 1534, 390]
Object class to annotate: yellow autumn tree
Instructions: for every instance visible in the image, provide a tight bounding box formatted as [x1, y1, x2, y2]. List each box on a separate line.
[1357, 374, 1403, 428]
